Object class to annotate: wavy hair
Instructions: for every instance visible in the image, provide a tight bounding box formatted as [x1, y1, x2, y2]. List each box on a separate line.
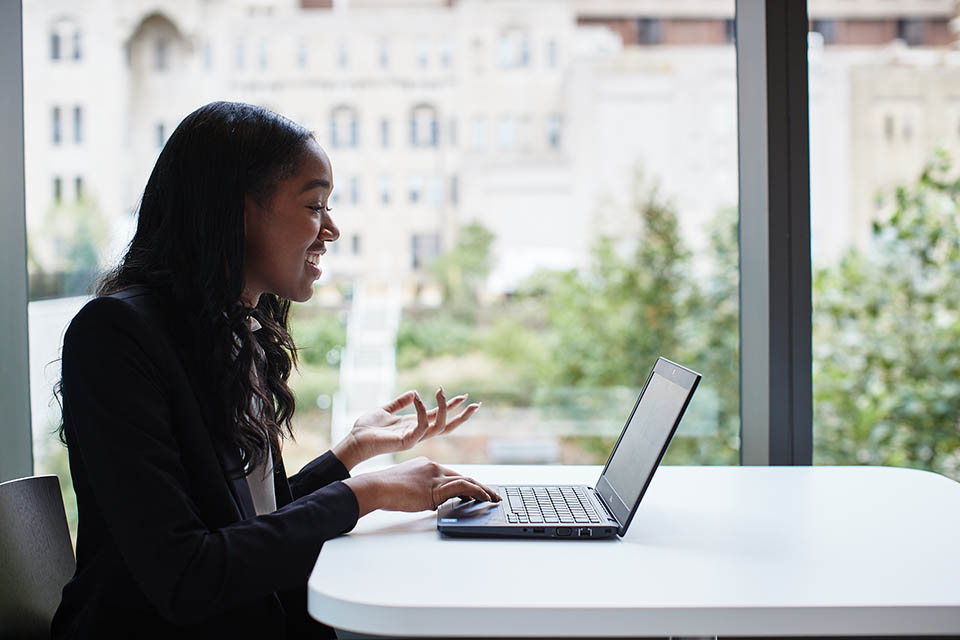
[61, 101, 313, 475]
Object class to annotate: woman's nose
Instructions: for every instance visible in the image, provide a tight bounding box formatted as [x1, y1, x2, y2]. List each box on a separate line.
[322, 212, 340, 242]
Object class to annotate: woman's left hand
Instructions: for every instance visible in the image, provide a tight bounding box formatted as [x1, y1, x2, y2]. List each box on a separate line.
[333, 388, 480, 469]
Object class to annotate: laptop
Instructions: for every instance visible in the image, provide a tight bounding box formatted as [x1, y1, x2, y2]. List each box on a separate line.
[437, 357, 701, 539]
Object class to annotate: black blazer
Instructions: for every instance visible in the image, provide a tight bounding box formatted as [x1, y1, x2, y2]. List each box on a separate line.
[52, 288, 359, 639]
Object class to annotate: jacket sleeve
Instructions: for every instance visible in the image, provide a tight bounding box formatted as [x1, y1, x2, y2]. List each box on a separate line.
[288, 450, 352, 500]
[61, 297, 359, 626]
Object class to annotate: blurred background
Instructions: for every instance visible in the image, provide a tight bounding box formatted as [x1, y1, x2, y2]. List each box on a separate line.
[22, 0, 960, 542]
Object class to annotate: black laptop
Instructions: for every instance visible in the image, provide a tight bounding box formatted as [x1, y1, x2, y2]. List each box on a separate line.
[437, 357, 701, 539]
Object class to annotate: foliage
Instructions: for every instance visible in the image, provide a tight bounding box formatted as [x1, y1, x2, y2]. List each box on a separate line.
[291, 309, 346, 367]
[395, 311, 480, 369]
[429, 222, 495, 321]
[813, 151, 960, 479]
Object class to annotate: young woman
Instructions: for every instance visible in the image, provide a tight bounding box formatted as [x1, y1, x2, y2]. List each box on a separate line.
[52, 101, 499, 639]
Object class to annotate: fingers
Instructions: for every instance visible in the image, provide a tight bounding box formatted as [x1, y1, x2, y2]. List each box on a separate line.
[425, 393, 468, 418]
[439, 402, 482, 435]
[434, 464, 501, 502]
[411, 392, 430, 441]
[382, 390, 417, 414]
[436, 478, 494, 505]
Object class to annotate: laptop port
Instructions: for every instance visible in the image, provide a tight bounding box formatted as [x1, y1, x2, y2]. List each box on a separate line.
[579, 528, 592, 537]
[533, 527, 545, 533]
[556, 527, 571, 536]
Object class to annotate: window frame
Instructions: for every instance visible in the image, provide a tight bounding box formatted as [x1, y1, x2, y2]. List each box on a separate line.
[0, 0, 814, 481]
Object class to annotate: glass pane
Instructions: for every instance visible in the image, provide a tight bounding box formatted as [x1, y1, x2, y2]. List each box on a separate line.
[809, 5, 960, 481]
[24, 2, 741, 547]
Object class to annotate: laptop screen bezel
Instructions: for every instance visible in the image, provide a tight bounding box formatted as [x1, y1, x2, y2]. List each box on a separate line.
[594, 357, 701, 537]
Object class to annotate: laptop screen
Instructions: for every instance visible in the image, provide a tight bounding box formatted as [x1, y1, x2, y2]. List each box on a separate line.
[596, 359, 700, 534]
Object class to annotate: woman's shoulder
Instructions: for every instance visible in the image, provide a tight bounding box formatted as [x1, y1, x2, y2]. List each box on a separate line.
[66, 286, 176, 350]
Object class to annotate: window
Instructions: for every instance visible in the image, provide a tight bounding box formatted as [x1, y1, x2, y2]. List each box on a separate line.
[416, 39, 429, 69]
[337, 40, 348, 69]
[498, 27, 530, 69]
[349, 176, 361, 205]
[546, 113, 561, 149]
[74, 176, 83, 201]
[408, 174, 423, 204]
[330, 106, 358, 149]
[351, 234, 361, 254]
[49, 19, 80, 62]
[155, 38, 169, 71]
[896, 18, 925, 46]
[73, 106, 83, 144]
[235, 40, 246, 70]
[725, 19, 736, 44]
[410, 105, 438, 147]
[811, 19, 835, 45]
[884, 114, 895, 141]
[427, 175, 444, 207]
[546, 39, 558, 68]
[52, 176, 62, 203]
[449, 174, 458, 205]
[296, 40, 307, 69]
[411, 233, 441, 269]
[470, 116, 486, 151]
[379, 174, 391, 205]
[257, 39, 269, 71]
[72, 29, 82, 60]
[637, 18, 663, 45]
[439, 40, 452, 68]
[379, 39, 389, 69]
[448, 119, 457, 147]
[50, 31, 60, 60]
[155, 122, 165, 149]
[380, 118, 389, 148]
[52, 106, 61, 145]
[497, 116, 516, 150]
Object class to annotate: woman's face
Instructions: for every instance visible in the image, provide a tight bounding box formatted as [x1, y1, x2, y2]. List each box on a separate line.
[242, 138, 339, 305]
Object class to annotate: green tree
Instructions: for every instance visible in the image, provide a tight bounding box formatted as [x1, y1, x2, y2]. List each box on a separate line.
[430, 222, 495, 321]
[813, 151, 960, 480]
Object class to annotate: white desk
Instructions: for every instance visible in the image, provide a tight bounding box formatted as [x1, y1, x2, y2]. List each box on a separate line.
[308, 465, 960, 638]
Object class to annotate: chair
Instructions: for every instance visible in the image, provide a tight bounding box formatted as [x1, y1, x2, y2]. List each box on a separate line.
[0, 475, 76, 640]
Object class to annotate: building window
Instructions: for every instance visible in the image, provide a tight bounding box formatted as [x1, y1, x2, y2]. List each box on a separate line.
[379, 39, 389, 69]
[330, 106, 358, 149]
[725, 18, 736, 44]
[337, 41, 348, 69]
[428, 175, 444, 207]
[416, 39, 429, 69]
[351, 234, 361, 255]
[546, 39, 558, 68]
[884, 114, 895, 141]
[156, 122, 165, 149]
[235, 40, 246, 70]
[470, 116, 486, 151]
[449, 119, 457, 147]
[53, 176, 62, 203]
[410, 104, 439, 147]
[896, 18, 925, 46]
[379, 175, 391, 205]
[497, 116, 516, 151]
[50, 31, 60, 60]
[411, 233, 441, 269]
[498, 27, 530, 69]
[547, 113, 562, 149]
[72, 30, 82, 60]
[155, 38, 170, 71]
[811, 20, 836, 45]
[257, 39, 268, 71]
[450, 174, 458, 205]
[74, 176, 83, 201]
[380, 118, 389, 148]
[349, 176, 361, 205]
[439, 40, 452, 68]
[203, 40, 213, 71]
[637, 18, 663, 45]
[73, 106, 83, 144]
[296, 40, 307, 69]
[408, 174, 423, 204]
[902, 114, 913, 141]
[52, 106, 61, 145]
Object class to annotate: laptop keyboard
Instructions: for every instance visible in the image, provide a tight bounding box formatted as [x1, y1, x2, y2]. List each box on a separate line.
[503, 486, 602, 524]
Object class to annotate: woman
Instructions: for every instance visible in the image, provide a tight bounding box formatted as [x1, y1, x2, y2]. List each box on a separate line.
[52, 101, 500, 639]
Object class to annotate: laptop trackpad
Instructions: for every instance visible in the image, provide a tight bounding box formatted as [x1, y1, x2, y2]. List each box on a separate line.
[442, 498, 502, 522]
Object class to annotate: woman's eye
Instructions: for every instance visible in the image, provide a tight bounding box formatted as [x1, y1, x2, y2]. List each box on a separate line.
[309, 205, 332, 214]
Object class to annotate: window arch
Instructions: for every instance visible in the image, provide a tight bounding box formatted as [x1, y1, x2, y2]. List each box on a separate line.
[409, 104, 438, 148]
[50, 17, 81, 61]
[330, 105, 358, 149]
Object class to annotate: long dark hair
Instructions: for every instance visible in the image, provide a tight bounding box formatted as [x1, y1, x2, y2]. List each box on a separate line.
[63, 101, 314, 474]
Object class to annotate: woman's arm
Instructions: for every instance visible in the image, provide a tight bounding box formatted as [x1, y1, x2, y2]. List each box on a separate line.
[62, 298, 359, 626]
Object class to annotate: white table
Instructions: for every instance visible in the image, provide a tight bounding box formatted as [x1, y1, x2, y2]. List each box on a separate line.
[307, 465, 960, 638]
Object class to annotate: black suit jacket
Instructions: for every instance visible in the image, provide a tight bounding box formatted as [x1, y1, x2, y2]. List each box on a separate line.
[52, 288, 359, 639]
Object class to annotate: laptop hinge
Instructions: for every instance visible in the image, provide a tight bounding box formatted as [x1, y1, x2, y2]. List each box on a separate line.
[592, 488, 620, 525]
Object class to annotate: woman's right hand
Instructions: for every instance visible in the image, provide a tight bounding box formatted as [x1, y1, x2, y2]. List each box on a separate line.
[342, 457, 501, 518]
